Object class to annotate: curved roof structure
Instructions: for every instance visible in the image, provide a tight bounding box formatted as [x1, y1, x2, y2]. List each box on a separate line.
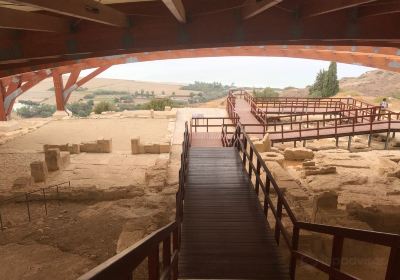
[0, 0, 399, 76]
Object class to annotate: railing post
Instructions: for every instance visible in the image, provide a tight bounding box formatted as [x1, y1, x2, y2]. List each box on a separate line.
[148, 245, 160, 280]
[329, 236, 344, 280]
[0, 211, 3, 231]
[163, 235, 171, 280]
[248, 147, 254, 179]
[386, 247, 400, 280]
[290, 226, 300, 280]
[242, 136, 248, 167]
[275, 197, 283, 244]
[264, 175, 271, 217]
[255, 158, 261, 195]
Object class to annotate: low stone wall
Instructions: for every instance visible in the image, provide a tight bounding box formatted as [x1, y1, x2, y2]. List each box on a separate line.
[131, 137, 170, 155]
[80, 139, 112, 153]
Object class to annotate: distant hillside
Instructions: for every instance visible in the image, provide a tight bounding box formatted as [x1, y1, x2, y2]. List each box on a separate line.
[339, 70, 400, 97]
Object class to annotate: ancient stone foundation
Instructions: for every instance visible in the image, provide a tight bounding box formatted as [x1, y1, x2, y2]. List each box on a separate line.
[30, 161, 48, 182]
[80, 139, 112, 153]
[43, 143, 80, 154]
[284, 147, 314, 161]
[254, 134, 271, 153]
[131, 137, 171, 155]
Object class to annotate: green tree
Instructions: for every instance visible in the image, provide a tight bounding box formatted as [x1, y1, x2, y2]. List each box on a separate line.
[309, 62, 339, 97]
[94, 101, 116, 114]
[67, 101, 93, 117]
[16, 104, 56, 118]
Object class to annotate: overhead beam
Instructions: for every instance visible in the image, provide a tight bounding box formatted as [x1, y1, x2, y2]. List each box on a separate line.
[8, 0, 129, 27]
[302, 0, 377, 18]
[0, 7, 71, 32]
[242, 0, 283, 20]
[161, 0, 186, 23]
[358, 2, 400, 18]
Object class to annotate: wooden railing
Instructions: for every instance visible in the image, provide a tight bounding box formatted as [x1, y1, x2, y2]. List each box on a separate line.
[79, 122, 191, 280]
[232, 123, 400, 280]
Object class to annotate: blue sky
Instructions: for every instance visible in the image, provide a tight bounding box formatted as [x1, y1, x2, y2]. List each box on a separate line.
[91, 57, 375, 89]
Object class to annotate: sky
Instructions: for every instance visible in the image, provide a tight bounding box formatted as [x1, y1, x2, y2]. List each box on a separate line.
[89, 57, 375, 89]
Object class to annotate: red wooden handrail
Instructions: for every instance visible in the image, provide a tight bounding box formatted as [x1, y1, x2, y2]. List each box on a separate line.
[232, 124, 400, 280]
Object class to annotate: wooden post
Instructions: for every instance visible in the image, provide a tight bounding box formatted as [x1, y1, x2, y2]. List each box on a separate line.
[290, 226, 300, 280]
[386, 247, 400, 280]
[148, 246, 160, 280]
[52, 72, 65, 111]
[329, 236, 344, 280]
[347, 136, 352, 150]
[385, 131, 391, 150]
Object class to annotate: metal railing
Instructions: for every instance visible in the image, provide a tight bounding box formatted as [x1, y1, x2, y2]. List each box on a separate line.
[78, 122, 190, 280]
[0, 181, 70, 231]
[232, 123, 400, 280]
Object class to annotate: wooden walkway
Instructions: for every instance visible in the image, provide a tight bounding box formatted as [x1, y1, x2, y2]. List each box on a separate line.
[179, 147, 289, 279]
[235, 96, 400, 143]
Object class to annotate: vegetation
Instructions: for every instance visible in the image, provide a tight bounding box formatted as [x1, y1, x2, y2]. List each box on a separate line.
[252, 87, 279, 99]
[16, 104, 56, 118]
[137, 98, 183, 111]
[93, 101, 116, 114]
[309, 62, 339, 98]
[67, 101, 93, 117]
[181, 81, 230, 103]
[19, 100, 40, 106]
[92, 90, 130, 96]
[48, 86, 87, 92]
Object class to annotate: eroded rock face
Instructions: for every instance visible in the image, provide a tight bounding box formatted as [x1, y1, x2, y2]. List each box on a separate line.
[284, 147, 314, 161]
[347, 203, 400, 234]
[145, 158, 169, 192]
[304, 166, 337, 176]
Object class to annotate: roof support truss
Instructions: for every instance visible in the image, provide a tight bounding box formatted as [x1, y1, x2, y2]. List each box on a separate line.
[0, 7, 71, 32]
[358, 2, 400, 18]
[161, 0, 186, 23]
[242, 0, 283, 20]
[7, 0, 128, 27]
[302, 0, 378, 18]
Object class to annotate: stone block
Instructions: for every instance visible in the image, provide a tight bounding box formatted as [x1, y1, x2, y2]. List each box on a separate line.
[131, 137, 142, 154]
[30, 161, 48, 182]
[304, 166, 337, 176]
[284, 147, 314, 161]
[43, 144, 69, 152]
[80, 142, 98, 153]
[260, 152, 284, 166]
[159, 142, 171, 154]
[303, 161, 315, 167]
[68, 144, 80, 154]
[45, 148, 61, 171]
[164, 106, 172, 111]
[13, 176, 33, 189]
[97, 139, 112, 153]
[60, 152, 70, 168]
[313, 191, 338, 215]
[144, 143, 160, 154]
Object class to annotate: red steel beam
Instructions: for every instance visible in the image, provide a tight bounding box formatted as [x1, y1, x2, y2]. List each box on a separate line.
[0, 45, 399, 79]
[1, 1, 400, 73]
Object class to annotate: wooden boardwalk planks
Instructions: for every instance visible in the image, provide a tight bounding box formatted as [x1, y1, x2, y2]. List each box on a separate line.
[179, 147, 289, 279]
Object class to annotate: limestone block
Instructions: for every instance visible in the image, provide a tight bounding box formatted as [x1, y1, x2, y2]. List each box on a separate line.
[254, 141, 265, 153]
[313, 191, 338, 214]
[303, 161, 316, 167]
[97, 139, 112, 153]
[43, 144, 69, 152]
[260, 152, 284, 166]
[68, 144, 80, 154]
[387, 168, 400, 179]
[30, 161, 48, 182]
[80, 142, 98, 153]
[13, 176, 33, 189]
[284, 147, 314, 161]
[159, 142, 171, 154]
[150, 109, 154, 118]
[144, 143, 160, 154]
[262, 133, 271, 152]
[60, 152, 70, 168]
[131, 137, 142, 154]
[45, 148, 61, 171]
[164, 106, 171, 111]
[304, 166, 336, 176]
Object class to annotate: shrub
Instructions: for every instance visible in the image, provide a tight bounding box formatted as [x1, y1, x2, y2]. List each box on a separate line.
[18, 100, 40, 106]
[83, 94, 95, 99]
[67, 101, 93, 117]
[94, 101, 116, 114]
[16, 104, 56, 118]
[137, 98, 183, 111]
[93, 90, 130, 96]
[253, 87, 279, 99]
